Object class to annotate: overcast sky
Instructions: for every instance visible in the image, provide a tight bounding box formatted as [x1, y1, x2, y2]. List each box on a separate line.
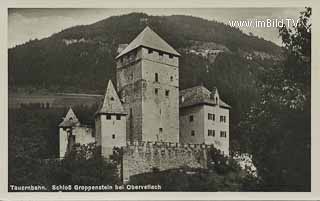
[8, 8, 303, 48]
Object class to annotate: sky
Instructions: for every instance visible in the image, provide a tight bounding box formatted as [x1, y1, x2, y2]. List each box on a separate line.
[8, 8, 303, 48]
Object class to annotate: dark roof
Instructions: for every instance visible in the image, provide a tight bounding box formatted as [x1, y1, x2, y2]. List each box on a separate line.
[58, 107, 80, 128]
[58, 120, 77, 128]
[116, 26, 180, 59]
[179, 85, 231, 109]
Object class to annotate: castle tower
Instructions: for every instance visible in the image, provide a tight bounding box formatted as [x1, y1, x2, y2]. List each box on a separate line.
[58, 107, 80, 158]
[95, 80, 127, 158]
[116, 26, 180, 143]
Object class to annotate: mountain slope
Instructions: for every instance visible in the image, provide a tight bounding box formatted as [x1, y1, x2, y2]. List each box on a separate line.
[8, 12, 281, 93]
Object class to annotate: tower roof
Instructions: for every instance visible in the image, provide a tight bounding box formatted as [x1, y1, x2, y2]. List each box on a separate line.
[96, 80, 126, 115]
[116, 26, 180, 59]
[58, 107, 80, 128]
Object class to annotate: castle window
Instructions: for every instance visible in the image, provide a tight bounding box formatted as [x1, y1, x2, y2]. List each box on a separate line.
[191, 130, 195, 136]
[155, 73, 159, 82]
[112, 134, 115, 139]
[148, 49, 153, 54]
[180, 96, 185, 103]
[116, 115, 121, 120]
[155, 88, 158, 95]
[165, 90, 170, 97]
[220, 116, 226, 122]
[170, 76, 173, 81]
[110, 97, 114, 101]
[220, 131, 227, 138]
[208, 113, 215, 121]
[208, 129, 215, 136]
[106, 114, 111, 120]
[189, 115, 194, 122]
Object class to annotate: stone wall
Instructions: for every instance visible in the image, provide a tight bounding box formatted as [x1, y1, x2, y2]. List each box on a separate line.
[180, 105, 205, 144]
[122, 141, 212, 183]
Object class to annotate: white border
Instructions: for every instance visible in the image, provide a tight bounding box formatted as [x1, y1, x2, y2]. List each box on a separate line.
[1, 0, 320, 200]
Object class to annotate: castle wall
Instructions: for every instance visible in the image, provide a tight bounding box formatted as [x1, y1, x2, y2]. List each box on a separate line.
[203, 105, 229, 155]
[122, 141, 210, 183]
[74, 126, 94, 145]
[117, 53, 143, 142]
[141, 47, 179, 67]
[116, 47, 180, 143]
[141, 58, 179, 142]
[95, 117, 101, 146]
[179, 104, 230, 156]
[97, 114, 127, 157]
[179, 105, 205, 144]
[59, 128, 69, 158]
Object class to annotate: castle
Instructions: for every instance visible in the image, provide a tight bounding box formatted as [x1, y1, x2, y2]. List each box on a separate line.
[58, 26, 231, 182]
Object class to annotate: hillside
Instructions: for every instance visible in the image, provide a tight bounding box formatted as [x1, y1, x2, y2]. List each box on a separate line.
[8, 12, 283, 151]
[8, 13, 281, 93]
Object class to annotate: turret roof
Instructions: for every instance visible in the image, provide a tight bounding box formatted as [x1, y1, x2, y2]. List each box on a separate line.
[96, 80, 126, 115]
[116, 26, 180, 59]
[58, 107, 80, 128]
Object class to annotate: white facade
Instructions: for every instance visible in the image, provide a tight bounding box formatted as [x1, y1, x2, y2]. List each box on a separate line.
[179, 86, 230, 156]
[58, 108, 95, 158]
[95, 80, 127, 158]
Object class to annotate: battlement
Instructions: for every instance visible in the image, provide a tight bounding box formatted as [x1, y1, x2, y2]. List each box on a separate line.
[126, 140, 214, 150]
[122, 141, 211, 183]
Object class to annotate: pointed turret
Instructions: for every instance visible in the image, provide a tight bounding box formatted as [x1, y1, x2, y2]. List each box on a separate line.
[116, 26, 180, 59]
[95, 80, 127, 158]
[59, 107, 79, 128]
[96, 80, 126, 115]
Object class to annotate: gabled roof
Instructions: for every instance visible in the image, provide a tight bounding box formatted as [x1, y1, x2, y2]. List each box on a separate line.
[179, 85, 231, 109]
[116, 26, 180, 59]
[96, 80, 126, 115]
[58, 107, 80, 128]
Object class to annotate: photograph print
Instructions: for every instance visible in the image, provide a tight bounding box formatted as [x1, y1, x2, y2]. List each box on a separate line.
[8, 7, 311, 192]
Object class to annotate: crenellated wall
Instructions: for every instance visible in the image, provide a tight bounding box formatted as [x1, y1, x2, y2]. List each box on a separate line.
[122, 141, 212, 183]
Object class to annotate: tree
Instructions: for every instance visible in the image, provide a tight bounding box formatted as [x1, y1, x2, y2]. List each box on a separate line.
[239, 7, 311, 191]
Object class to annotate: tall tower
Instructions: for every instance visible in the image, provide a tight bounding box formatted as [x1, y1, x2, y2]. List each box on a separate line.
[95, 80, 127, 158]
[116, 26, 180, 143]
